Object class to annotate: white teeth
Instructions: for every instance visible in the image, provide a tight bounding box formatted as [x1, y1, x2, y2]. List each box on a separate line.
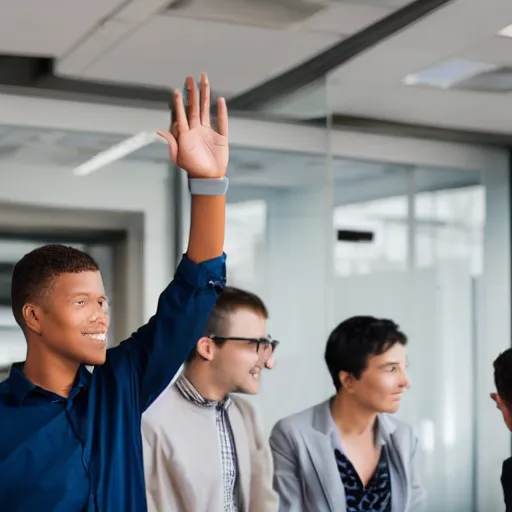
[250, 372, 260, 379]
[83, 333, 107, 342]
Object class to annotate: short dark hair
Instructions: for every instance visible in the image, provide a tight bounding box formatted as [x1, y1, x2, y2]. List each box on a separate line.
[494, 348, 512, 406]
[11, 244, 99, 328]
[324, 315, 407, 391]
[186, 286, 268, 362]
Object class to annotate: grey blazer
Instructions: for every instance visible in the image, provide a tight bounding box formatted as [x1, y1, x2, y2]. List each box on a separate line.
[269, 399, 426, 512]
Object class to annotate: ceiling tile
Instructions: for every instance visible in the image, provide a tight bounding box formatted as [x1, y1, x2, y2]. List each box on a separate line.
[0, 0, 126, 56]
[265, 30, 341, 77]
[302, 4, 392, 35]
[82, 15, 286, 92]
[83, 15, 343, 94]
[460, 35, 512, 67]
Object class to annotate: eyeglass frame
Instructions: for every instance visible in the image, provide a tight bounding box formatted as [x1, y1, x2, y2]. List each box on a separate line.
[209, 335, 279, 353]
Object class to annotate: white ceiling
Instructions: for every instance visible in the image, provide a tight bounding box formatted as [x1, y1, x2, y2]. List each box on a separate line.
[0, 0, 409, 96]
[2, 0, 512, 134]
[328, 0, 512, 133]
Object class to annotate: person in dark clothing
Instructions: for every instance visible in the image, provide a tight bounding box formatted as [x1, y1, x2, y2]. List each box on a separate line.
[492, 348, 512, 511]
[0, 72, 229, 512]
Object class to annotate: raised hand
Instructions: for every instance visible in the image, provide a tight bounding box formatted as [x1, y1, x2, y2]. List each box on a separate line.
[158, 73, 229, 179]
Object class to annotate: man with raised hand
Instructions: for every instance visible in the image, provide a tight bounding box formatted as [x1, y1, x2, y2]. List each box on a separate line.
[0, 72, 229, 512]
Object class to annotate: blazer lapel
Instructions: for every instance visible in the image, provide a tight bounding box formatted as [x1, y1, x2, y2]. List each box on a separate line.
[305, 430, 344, 511]
[306, 399, 346, 512]
[228, 405, 251, 511]
[378, 415, 408, 512]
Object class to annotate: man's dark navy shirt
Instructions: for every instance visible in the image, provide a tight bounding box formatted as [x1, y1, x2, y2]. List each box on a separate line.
[0, 254, 226, 512]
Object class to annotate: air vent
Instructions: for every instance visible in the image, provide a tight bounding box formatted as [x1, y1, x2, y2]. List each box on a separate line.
[337, 229, 374, 243]
[164, 0, 325, 29]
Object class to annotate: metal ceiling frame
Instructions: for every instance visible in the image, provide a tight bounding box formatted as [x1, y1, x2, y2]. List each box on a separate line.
[227, 0, 454, 110]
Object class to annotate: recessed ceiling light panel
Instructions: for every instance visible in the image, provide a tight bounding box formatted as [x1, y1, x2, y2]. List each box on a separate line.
[403, 59, 499, 89]
[498, 23, 512, 38]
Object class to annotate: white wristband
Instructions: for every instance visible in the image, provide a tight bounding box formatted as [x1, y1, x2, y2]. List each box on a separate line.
[188, 177, 229, 196]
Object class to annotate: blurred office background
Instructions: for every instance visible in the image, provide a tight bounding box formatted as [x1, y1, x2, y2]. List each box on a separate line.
[1, 0, 512, 510]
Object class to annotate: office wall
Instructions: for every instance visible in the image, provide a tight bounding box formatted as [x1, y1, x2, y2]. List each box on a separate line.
[0, 161, 173, 325]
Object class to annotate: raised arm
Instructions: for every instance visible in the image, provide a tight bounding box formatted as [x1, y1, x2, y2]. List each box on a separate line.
[107, 73, 229, 411]
[164, 72, 228, 264]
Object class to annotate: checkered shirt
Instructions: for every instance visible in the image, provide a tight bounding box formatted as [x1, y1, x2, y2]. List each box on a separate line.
[175, 374, 241, 511]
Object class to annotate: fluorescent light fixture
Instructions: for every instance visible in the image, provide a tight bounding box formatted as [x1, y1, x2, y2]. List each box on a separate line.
[403, 59, 499, 89]
[73, 131, 161, 177]
[498, 23, 512, 38]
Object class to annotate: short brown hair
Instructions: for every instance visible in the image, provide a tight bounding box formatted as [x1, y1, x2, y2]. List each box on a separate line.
[11, 244, 99, 328]
[187, 286, 268, 362]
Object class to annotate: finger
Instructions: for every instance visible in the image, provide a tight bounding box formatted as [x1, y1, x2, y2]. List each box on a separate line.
[173, 90, 189, 133]
[216, 97, 228, 137]
[170, 121, 179, 141]
[186, 76, 199, 129]
[199, 72, 211, 128]
[157, 131, 178, 165]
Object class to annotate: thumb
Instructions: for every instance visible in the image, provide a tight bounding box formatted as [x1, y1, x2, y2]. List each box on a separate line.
[157, 130, 178, 165]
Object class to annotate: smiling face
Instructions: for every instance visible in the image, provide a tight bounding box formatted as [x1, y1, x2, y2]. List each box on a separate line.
[209, 308, 272, 395]
[24, 271, 110, 366]
[340, 342, 410, 414]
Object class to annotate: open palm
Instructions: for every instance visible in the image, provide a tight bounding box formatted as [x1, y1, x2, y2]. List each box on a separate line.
[158, 74, 229, 179]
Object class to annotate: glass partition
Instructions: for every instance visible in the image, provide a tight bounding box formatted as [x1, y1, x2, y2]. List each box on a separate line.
[324, 62, 505, 511]
[329, 157, 484, 511]
[220, 77, 336, 428]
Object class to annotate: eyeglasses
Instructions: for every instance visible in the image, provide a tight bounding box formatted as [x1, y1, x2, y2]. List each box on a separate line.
[209, 335, 279, 354]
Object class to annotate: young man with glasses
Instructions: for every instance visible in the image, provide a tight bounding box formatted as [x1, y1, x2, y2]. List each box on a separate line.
[142, 286, 279, 512]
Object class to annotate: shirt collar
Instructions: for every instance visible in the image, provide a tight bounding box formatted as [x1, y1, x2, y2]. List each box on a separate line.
[8, 363, 35, 404]
[8, 362, 91, 405]
[175, 373, 231, 410]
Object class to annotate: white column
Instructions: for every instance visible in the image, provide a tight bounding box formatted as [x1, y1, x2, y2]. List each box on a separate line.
[251, 185, 334, 430]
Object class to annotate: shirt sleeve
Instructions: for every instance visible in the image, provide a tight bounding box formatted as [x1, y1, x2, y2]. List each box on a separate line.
[106, 253, 226, 412]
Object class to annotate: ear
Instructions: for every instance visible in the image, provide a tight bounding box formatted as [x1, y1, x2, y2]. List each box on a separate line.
[338, 370, 356, 392]
[195, 336, 217, 361]
[22, 303, 43, 335]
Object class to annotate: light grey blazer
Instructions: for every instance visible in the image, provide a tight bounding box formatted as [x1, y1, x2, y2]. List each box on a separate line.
[269, 399, 426, 512]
